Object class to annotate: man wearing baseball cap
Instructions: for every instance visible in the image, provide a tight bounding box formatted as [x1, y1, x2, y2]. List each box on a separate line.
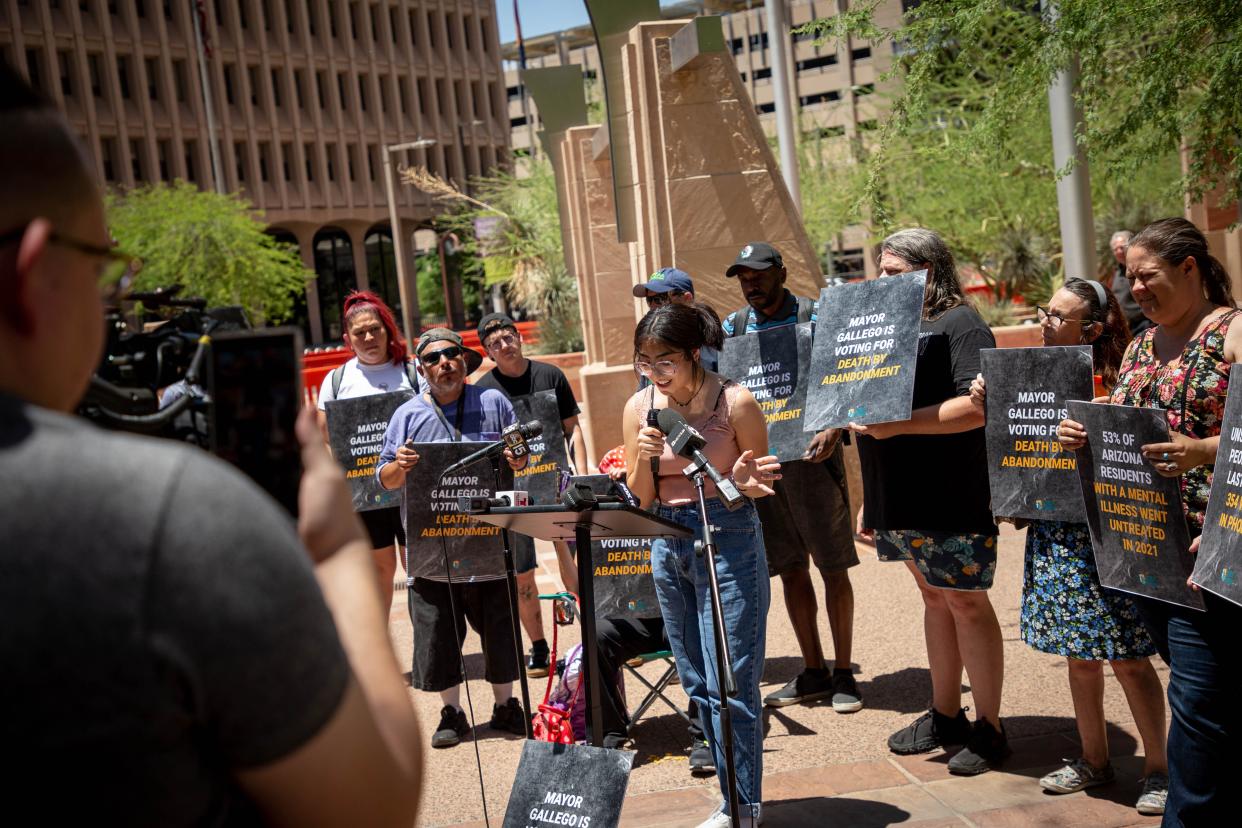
[632, 268, 719, 371]
[376, 327, 528, 749]
[474, 312, 584, 678]
[722, 241, 864, 714]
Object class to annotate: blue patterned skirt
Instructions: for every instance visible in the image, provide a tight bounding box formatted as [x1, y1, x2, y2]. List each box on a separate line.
[1021, 519, 1156, 660]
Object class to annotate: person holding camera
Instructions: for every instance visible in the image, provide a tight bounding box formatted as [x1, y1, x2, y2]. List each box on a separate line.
[623, 302, 781, 828]
[376, 328, 530, 749]
[0, 66, 421, 825]
[317, 289, 421, 610]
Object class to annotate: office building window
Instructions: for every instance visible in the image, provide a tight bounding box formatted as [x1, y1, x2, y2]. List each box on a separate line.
[185, 139, 198, 183]
[88, 54, 103, 98]
[116, 55, 132, 99]
[435, 78, 446, 115]
[224, 64, 237, 105]
[367, 144, 378, 182]
[370, 4, 379, 42]
[799, 90, 840, 107]
[753, 66, 771, 82]
[337, 72, 347, 109]
[130, 138, 145, 180]
[797, 54, 838, 73]
[172, 59, 188, 102]
[258, 142, 271, 182]
[157, 139, 171, 180]
[756, 101, 775, 114]
[398, 76, 409, 114]
[285, 0, 295, 34]
[378, 75, 387, 113]
[358, 74, 368, 111]
[281, 142, 293, 181]
[294, 68, 305, 109]
[146, 58, 160, 101]
[326, 144, 336, 181]
[388, 5, 398, 44]
[851, 47, 872, 61]
[328, 1, 337, 37]
[57, 50, 73, 97]
[425, 11, 436, 49]
[347, 145, 358, 181]
[248, 65, 260, 107]
[101, 137, 117, 180]
[316, 71, 327, 108]
[463, 14, 473, 50]
[748, 32, 769, 51]
[349, 2, 359, 40]
[304, 142, 316, 181]
[446, 13, 456, 50]
[417, 77, 427, 115]
[237, 0, 248, 29]
[234, 141, 247, 182]
[271, 69, 283, 108]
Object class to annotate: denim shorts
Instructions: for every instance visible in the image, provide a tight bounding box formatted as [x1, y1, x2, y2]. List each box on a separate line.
[876, 529, 998, 591]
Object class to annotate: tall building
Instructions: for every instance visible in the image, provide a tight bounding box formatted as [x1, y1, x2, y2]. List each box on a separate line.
[2, 0, 510, 344]
[503, 0, 904, 279]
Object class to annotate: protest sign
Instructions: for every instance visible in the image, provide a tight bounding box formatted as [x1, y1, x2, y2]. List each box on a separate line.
[1192, 365, 1242, 606]
[503, 741, 634, 828]
[1069, 401, 1203, 610]
[404, 442, 513, 583]
[324, 390, 415, 512]
[718, 323, 814, 461]
[566, 475, 662, 619]
[804, 271, 926, 430]
[981, 346, 1093, 522]
[508, 390, 570, 504]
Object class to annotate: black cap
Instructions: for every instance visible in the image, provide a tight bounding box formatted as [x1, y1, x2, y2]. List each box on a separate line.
[725, 242, 784, 277]
[416, 327, 483, 373]
[477, 312, 518, 344]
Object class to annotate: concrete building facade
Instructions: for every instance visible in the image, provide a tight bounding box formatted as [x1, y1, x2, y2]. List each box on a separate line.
[2, 0, 510, 344]
[503, 0, 905, 280]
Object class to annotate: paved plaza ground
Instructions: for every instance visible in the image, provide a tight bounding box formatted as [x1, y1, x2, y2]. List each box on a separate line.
[389, 524, 1166, 827]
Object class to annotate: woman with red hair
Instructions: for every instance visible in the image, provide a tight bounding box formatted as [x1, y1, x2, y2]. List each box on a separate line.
[317, 290, 418, 608]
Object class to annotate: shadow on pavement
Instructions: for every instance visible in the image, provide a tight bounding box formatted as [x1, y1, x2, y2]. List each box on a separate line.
[763, 796, 911, 827]
[856, 666, 937, 714]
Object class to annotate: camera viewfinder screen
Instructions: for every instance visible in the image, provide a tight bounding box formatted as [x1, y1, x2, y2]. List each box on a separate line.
[209, 329, 302, 517]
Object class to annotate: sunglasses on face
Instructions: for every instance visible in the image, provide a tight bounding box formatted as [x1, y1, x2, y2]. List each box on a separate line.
[645, 290, 685, 308]
[420, 345, 464, 365]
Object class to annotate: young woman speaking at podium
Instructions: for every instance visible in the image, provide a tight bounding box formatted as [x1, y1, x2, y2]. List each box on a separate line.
[622, 303, 781, 828]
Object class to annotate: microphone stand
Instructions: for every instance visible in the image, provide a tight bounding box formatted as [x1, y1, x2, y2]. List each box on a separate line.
[684, 456, 742, 828]
[491, 455, 534, 739]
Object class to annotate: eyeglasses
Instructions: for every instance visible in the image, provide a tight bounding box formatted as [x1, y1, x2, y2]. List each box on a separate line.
[0, 226, 142, 297]
[645, 290, 685, 308]
[419, 345, 464, 365]
[634, 356, 683, 377]
[484, 332, 519, 350]
[1035, 305, 1094, 328]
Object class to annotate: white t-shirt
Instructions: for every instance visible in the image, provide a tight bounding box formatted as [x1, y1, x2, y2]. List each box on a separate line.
[316, 357, 418, 409]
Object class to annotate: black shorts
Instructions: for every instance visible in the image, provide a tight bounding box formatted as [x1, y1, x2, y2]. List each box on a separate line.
[758, 448, 859, 577]
[359, 506, 406, 550]
[408, 577, 519, 691]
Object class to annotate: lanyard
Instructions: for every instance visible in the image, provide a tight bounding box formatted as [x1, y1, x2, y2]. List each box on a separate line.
[428, 393, 467, 442]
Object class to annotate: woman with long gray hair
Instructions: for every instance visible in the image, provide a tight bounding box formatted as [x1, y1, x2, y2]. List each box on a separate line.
[851, 228, 1008, 775]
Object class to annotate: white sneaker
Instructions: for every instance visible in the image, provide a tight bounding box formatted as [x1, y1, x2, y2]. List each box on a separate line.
[694, 804, 762, 828]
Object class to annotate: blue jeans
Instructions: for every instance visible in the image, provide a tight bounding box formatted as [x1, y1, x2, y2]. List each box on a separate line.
[1162, 592, 1242, 827]
[651, 499, 770, 819]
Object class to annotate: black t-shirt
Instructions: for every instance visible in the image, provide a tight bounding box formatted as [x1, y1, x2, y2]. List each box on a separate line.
[476, 359, 580, 422]
[857, 303, 999, 536]
[0, 394, 349, 825]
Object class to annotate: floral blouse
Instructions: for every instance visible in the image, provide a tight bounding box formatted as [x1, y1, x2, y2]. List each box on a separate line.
[1110, 309, 1239, 532]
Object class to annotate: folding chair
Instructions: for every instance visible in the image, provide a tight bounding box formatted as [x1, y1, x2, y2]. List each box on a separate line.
[623, 650, 692, 733]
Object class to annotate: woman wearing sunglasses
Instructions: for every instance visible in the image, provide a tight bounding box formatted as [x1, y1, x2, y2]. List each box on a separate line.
[971, 280, 1168, 814]
[622, 302, 780, 828]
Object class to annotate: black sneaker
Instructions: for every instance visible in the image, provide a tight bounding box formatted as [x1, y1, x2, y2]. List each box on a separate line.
[762, 668, 832, 707]
[688, 740, 715, 776]
[527, 644, 550, 678]
[432, 705, 470, 748]
[602, 732, 634, 750]
[887, 706, 971, 755]
[831, 669, 864, 713]
[947, 718, 1011, 775]
[488, 697, 528, 736]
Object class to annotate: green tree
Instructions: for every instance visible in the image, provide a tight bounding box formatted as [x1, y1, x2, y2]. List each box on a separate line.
[795, 6, 1183, 296]
[800, 1, 1239, 217]
[404, 158, 583, 354]
[106, 182, 310, 325]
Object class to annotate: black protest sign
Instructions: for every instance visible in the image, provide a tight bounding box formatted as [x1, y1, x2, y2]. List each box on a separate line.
[981, 346, 1093, 522]
[591, 536, 660, 620]
[804, 271, 926, 430]
[1193, 365, 1242, 606]
[503, 740, 634, 828]
[509, 390, 570, 504]
[718, 322, 814, 461]
[324, 390, 415, 512]
[1068, 401, 1203, 610]
[404, 442, 512, 583]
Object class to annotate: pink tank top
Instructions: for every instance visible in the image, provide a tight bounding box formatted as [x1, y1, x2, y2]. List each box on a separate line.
[634, 379, 743, 506]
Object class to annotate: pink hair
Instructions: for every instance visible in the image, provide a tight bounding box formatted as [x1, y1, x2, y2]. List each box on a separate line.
[342, 290, 407, 365]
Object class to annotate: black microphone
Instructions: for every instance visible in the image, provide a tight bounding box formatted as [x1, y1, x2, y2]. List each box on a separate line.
[646, 408, 661, 493]
[655, 408, 745, 509]
[441, 420, 543, 475]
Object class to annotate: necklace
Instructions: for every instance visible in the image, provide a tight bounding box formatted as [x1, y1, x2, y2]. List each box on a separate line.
[668, 368, 705, 407]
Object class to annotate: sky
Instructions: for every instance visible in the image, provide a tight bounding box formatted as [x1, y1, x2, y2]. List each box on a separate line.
[495, 1, 687, 45]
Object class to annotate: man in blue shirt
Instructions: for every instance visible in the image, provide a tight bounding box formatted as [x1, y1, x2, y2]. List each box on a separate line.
[722, 242, 864, 713]
[377, 328, 529, 749]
